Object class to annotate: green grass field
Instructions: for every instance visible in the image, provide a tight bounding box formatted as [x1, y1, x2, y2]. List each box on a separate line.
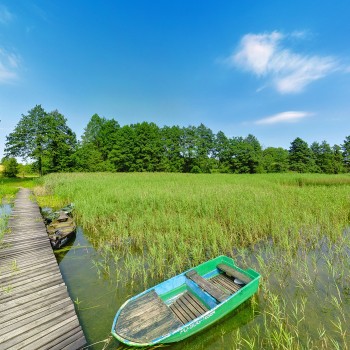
[34, 173, 350, 349]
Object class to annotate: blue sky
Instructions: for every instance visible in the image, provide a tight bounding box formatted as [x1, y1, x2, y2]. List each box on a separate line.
[1, 1, 350, 158]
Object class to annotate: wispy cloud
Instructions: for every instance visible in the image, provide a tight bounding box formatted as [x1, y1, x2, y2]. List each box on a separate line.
[0, 5, 14, 24]
[0, 48, 21, 83]
[227, 31, 340, 94]
[255, 111, 312, 125]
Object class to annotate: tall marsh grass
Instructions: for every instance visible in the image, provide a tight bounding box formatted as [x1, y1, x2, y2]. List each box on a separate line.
[35, 173, 350, 268]
[35, 173, 350, 349]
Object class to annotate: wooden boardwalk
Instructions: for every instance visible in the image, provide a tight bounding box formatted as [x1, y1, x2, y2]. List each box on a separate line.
[0, 188, 86, 350]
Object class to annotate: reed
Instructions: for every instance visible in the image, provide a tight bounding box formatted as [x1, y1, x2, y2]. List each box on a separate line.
[34, 172, 350, 349]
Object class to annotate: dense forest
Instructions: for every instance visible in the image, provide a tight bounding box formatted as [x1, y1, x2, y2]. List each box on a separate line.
[2, 105, 350, 176]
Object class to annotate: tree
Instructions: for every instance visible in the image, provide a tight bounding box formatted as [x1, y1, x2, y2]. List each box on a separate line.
[311, 140, 335, 174]
[310, 142, 323, 173]
[180, 126, 198, 172]
[230, 134, 263, 173]
[132, 122, 163, 172]
[109, 125, 136, 171]
[17, 163, 35, 177]
[342, 136, 350, 171]
[332, 144, 345, 173]
[82, 114, 120, 161]
[289, 137, 314, 173]
[2, 157, 19, 177]
[262, 147, 289, 173]
[159, 125, 184, 172]
[214, 131, 231, 172]
[81, 113, 106, 145]
[46, 110, 77, 172]
[5, 105, 48, 175]
[5, 105, 76, 175]
[179, 124, 215, 173]
[195, 124, 215, 173]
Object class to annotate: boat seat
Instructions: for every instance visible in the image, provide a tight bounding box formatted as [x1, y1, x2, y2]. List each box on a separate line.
[217, 264, 252, 285]
[185, 270, 230, 303]
[57, 211, 69, 222]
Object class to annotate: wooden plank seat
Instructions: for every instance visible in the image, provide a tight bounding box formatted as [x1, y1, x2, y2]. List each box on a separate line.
[115, 290, 182, 343]
[185, 270, 230, 303]
[217, 263, 252, 285]
[169, 291, 209, 324]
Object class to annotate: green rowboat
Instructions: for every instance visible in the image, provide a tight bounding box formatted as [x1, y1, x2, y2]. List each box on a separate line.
[111, 255, 260, 347]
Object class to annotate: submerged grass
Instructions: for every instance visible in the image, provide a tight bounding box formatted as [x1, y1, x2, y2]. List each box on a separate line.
[34, 173, 350, 349]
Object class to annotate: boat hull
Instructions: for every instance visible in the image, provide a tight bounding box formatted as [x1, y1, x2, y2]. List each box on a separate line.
[49, 229, 76, 249]
[47, 216, 76, 250]
[112, 255, 260, 347]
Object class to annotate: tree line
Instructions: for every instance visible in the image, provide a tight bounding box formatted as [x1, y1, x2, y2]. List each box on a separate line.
[2, 105, 350, 176]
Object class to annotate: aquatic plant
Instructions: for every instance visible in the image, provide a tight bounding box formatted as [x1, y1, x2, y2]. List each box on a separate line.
[34, 173, 350, 349]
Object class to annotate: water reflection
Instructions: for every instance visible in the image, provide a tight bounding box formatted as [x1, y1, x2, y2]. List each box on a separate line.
[0, 203, 12, 218]
[54, 233, 77, 264]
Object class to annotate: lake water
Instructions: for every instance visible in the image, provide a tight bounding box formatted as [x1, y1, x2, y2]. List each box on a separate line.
[55, 225, 350, 349]
[56, 228, 258, 349]
[0, 203, 12, 218]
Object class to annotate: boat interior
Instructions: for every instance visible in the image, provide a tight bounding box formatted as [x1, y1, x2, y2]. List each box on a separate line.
[114, 262, 254, 344]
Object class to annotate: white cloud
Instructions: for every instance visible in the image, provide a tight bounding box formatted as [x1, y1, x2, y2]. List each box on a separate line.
[255, 111, 312, 125]
[0, 5, 13, 24]
[232, 31, 283, 76]
[0, 48, 20, 83]
[228, 31, 340, 94]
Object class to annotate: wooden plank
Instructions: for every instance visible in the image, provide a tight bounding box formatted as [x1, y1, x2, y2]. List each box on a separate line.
[169, 291, 209, 325]
[0, 269, 61, 288]
[0, 298, 73, 336]
[0, 264, 60, 285]
[212, 274, 241, 293]
[0, 246, 53, 259]
[115, 290, 182, 343]
[170, 302, 192, 323]
[185, 270, 230, 302]
[175, 298, 196, 321]
[0, 260, 59, 283]
[60, 335, 87, 350]
[176, 296, 198, 319]
[0, 288, 69, 323]
[0, 253, 53, 267]
[0, 274, 63, 301]
[183, 292, 208, 314]
[3, 314, 79, 349]
[169, 304, 187, 324]
[45, 328, 84, 350]
[187, 292, 208, 313]
[217, 263, 252, 284]
[180, 295, 202, 317]
[42, 326, 82, 350]
[0, 305, 76, 343]
[0, 283, 66, 312]
[210, 276, 233, 292]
